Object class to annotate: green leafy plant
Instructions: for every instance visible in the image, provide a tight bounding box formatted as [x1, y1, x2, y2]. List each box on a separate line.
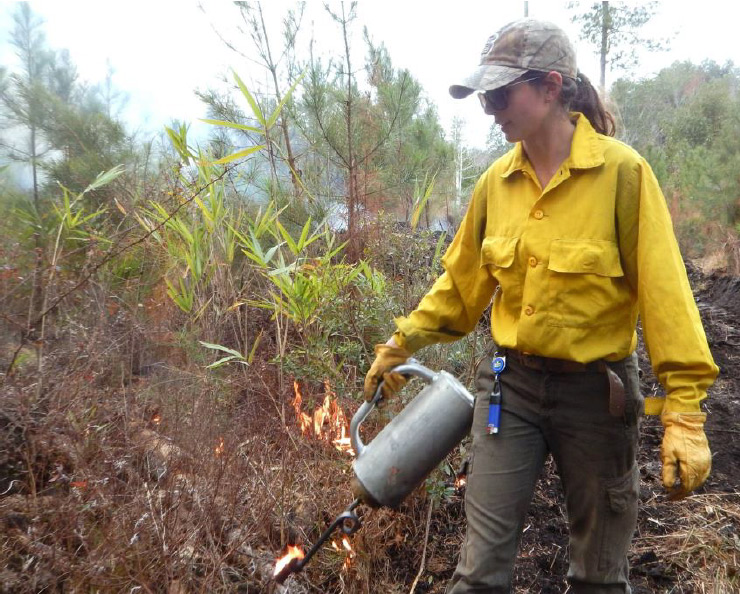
[202, 69, 304, 167]
[199, 334, 262, 369]
[411, 171, 438, 230]
[424, 461, 457, 505]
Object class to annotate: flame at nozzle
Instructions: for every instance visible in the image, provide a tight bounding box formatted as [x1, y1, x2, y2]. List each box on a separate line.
[272, 499, 362, 584]
[273, 545, 305, 582]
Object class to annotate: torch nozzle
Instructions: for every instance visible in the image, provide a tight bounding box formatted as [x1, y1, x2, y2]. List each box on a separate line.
[273, 555, 302, 584]
[273, 499, 363, 584]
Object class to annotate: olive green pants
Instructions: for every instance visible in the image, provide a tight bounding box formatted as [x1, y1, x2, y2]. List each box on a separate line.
[446, 352, 642, 594]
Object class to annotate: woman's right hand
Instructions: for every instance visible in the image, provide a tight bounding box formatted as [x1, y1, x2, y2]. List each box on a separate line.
[363, 339, 411, 402]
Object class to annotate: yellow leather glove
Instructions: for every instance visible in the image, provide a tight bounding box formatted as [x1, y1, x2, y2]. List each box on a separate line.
[660, 411, 711, 499]
[363, 343, 411, 402]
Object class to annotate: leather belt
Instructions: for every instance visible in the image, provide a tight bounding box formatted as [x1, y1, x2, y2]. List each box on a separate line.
[503, 349, 626, 417]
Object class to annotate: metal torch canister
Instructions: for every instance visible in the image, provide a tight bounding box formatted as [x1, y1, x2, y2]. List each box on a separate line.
[349, 361, 474, 509]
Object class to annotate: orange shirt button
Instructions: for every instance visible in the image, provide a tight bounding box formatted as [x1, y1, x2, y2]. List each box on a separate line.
[524, 305, 535, 316]
[528, 256, 537, 268]
[533, 210, 544, 220]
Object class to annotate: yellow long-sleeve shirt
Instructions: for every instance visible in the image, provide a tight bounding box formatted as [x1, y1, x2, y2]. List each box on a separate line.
[395, 113, 718, 415]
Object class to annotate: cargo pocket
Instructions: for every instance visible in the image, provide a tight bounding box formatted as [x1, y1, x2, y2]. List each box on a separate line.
[547, 239, 628, 328]
[598, 466, 639, 574]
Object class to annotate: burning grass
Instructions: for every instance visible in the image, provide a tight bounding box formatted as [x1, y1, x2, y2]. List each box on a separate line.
[0, 344, 429, 592]
[292, 379, 355, 457]
[3, 360, 739, 594]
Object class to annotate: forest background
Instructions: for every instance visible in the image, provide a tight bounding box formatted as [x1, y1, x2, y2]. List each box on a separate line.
[1, 1, 739, 593]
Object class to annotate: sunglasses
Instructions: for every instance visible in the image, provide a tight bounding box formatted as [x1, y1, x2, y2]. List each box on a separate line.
[478, 76, 543, 113]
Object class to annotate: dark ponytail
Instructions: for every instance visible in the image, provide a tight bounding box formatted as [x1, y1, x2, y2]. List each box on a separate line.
[560, 71, 616, 137]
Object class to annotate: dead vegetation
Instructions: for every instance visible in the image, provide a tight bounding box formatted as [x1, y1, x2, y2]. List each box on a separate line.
[1, 256, 739, 593]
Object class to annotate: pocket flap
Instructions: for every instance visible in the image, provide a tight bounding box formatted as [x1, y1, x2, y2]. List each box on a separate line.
[481, 236, 518, 268]
[605, 468, 639, 513]
[548, 239, 624, 277]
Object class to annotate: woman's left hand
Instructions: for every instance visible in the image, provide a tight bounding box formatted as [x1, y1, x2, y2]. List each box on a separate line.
[660, 411, 711, 499]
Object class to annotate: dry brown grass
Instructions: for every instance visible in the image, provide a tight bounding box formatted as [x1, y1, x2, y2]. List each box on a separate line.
[3, 338, 740, 593]
[632, 492, 740, 593]
[2, 230, 739, 593]
[0, 322, 437, 593]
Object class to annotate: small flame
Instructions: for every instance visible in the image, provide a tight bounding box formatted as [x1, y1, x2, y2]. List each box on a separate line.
[291, 380, 354, 457]
[151, 413, 161, 426]
[215, 437, 225, 456]
[331, 536, 355, 570]
[313, 398, 329, 438]
[455, 476, 467, 489]
[292, 381, 313, 436]
[274, 545, 305, 577]
[332, 423, 355, 456]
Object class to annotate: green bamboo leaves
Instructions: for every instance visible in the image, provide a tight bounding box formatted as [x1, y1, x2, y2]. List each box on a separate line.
[151, 72, 388, 376]
[50, 165, 125, 244]
[198, 337, 261, 369]
[203, 70, 304, 165]
[136, 156, 232, 314]
[411, 172, 437, 230]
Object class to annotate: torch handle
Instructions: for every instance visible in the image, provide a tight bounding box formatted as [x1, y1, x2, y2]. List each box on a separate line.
[350, 360, 437, 457]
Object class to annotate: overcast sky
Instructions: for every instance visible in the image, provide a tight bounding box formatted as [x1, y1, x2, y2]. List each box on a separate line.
[2, 1, 740, 148]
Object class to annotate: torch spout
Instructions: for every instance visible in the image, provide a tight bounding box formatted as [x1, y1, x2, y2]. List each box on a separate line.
[347, 497, 361, 512]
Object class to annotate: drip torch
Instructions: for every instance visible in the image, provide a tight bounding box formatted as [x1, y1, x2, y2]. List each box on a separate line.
[274, 360, 474, 584]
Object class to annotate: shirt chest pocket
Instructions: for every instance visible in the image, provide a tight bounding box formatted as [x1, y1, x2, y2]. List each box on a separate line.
[481, 236, 518, 277]
[481, 237, 518, 266]
[547, 239, 629, 328]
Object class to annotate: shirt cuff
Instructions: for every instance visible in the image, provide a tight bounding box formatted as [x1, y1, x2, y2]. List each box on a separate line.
[644, 394, 705, 415]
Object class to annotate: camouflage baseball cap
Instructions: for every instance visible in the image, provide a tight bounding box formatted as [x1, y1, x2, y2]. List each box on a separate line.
[449, 18, 577, 99]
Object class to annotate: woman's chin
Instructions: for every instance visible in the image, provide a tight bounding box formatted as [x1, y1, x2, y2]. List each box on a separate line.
[501, 125, 518, 143]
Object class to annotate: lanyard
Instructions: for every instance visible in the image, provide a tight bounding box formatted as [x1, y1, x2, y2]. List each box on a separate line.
[487, 354, 506, 434]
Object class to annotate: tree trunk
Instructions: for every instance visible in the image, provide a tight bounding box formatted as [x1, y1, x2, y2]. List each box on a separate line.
[27, 120, 44, 339]
[257, 4, 302, 199]
[264, 126, 279, 190]
[341, 4, 358, 259]
[600, 1, 609, 95]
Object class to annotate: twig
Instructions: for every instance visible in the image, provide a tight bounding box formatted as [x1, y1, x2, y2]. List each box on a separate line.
[3, 337, 26, 379]
[409, 499, 433, 594]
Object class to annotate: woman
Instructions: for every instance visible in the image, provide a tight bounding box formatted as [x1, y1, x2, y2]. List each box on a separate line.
[364, 18, 718, 594]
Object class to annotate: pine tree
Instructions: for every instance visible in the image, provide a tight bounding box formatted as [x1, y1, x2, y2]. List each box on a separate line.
[569, 1, 669, 93]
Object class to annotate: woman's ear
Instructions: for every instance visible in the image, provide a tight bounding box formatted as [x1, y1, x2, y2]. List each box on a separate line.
[542, 71, 563, 103]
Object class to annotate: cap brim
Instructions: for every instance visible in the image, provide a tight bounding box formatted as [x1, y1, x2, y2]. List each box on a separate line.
[449, 64, 526, 99]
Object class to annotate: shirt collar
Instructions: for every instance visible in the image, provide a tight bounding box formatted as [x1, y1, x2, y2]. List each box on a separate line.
[500, 112, 606, 178]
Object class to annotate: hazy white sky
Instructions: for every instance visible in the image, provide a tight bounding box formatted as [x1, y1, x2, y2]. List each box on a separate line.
[2, 1, 740, 148]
